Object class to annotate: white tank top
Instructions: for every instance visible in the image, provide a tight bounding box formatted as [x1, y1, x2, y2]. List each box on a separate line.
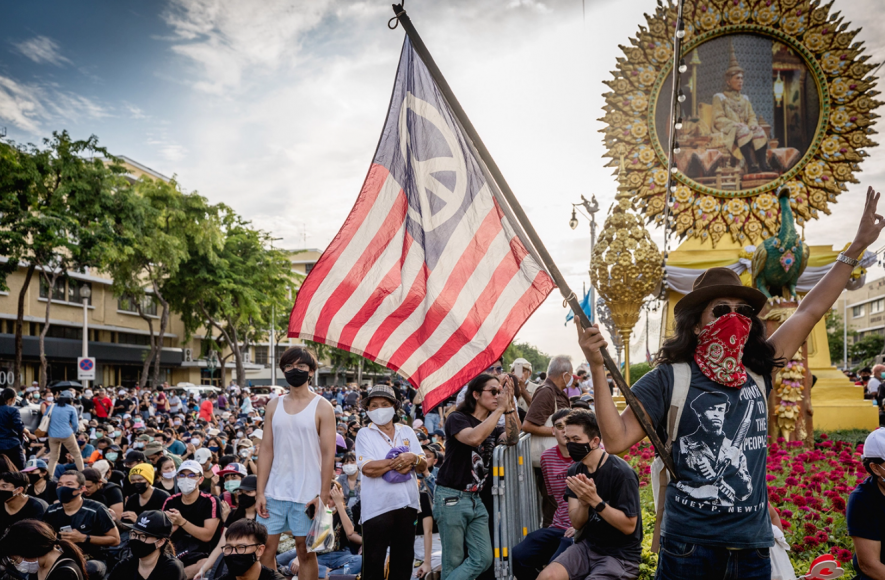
[265, 395, 322, 504]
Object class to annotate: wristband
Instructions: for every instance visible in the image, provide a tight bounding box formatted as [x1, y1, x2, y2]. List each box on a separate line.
[85, 535, 91, 544]
[504, 410, 515, 415]
[837, 252, 861, 268]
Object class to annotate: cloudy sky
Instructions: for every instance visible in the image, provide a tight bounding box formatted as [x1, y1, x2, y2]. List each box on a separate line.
[4, 0, 885, 366]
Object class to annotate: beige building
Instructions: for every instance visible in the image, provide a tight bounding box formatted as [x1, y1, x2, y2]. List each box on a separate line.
[834, 275, 885, 355]
[0, 157, 328, 389]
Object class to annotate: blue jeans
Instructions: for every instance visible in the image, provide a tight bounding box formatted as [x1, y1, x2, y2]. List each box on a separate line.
[655, 537, 771, 580]
[510, 526, 573, 580]
[424, 411, 441, 434]
[434, 485, 493, 580]
[277, 548, 362, 578]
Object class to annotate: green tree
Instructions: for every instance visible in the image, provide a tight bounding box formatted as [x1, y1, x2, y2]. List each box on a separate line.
[166, 211, 296, 387]
[304, 341, 388, 385]
[850, 334, 885, 367]
[504, 341, 551, 375]
[826, 310, 855, 367]
[1, 132, 122, 386]
[103, 177, 222, 387]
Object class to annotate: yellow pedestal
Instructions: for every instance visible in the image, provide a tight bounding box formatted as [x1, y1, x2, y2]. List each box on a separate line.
[665, 237, 878, 433]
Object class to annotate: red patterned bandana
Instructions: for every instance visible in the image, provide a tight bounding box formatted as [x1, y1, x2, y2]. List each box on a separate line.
[693, 312, 752, 388]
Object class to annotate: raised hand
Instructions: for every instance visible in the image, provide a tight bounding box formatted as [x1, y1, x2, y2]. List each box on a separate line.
[575, 321, 607, 367]
[854, 186, 885, 249]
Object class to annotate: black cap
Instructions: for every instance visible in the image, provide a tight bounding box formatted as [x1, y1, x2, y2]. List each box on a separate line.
[126, 510, 172, 538]
[125, 450, 146, 464]
[239, 475, 258, 492]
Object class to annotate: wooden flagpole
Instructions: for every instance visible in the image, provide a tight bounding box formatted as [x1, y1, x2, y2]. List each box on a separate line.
[390, 4, 677, 479]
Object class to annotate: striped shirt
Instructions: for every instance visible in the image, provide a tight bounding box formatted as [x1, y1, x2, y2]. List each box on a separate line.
[540, 445, 574, 530]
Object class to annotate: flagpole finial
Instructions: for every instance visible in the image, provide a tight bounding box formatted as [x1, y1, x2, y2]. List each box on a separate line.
[389, 3, 407, 29]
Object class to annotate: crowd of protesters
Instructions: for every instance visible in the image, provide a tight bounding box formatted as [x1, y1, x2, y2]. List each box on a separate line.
[1, 189, 885, 580]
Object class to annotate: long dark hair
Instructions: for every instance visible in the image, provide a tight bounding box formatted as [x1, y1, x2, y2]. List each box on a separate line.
[0, 520, 88, 576]
[656, 300, 783, 376]
[456, 374, 498, 416]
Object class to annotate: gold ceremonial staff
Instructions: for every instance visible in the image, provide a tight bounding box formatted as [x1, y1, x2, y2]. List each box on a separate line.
[389, 3, 678, 480]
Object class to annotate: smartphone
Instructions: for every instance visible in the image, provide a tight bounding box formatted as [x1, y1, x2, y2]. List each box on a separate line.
[305, 503, 316, 519]
[60, 525, 73, 533]
[513, 364, 523, 378]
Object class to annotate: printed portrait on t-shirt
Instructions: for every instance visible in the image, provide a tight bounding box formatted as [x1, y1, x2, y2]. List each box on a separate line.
[466, 436, 495, 493]
[674, 389, 759, 507]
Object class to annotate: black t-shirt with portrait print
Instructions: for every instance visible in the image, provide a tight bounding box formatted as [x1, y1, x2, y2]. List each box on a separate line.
[124, 487, 170, 517]
[630, 361, 774, 549]
[436, 411, 503, 493]
[0, 495, 48, 529]
[564, 454, 642, 561]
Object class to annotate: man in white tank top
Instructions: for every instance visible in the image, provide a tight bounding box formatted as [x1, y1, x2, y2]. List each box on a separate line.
[255, 347, 337, 580]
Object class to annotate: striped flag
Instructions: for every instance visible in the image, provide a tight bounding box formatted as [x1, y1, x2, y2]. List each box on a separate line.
[289, 37, 555, 410]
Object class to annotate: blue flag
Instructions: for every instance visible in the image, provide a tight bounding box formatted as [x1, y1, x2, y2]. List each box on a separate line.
[565, 288, 594, 326]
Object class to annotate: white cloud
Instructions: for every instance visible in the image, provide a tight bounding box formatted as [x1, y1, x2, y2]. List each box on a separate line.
[0, 75, 110, 133]
[0, 75, 46, 132]
[161, 0, 332, 93]
[125, 104, 149, 119]
[11, 35, 72, 67]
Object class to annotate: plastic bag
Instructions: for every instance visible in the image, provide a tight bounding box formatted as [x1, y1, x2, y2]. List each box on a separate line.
[306, 507, 335, 554]
[771, 524, 797, 580]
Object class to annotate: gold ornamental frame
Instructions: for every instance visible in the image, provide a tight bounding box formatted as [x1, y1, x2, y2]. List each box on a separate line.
[600, 0, 881, 247]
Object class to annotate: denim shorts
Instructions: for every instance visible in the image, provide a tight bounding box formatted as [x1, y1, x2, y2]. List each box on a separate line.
[258, 497, 313, 536]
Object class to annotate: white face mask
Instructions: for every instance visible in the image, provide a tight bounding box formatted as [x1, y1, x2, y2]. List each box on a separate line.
[178, 478, 198, 494]
[190, 438, 200, 446]
[46, 397, 54, 403]
[367, 407, 395, 426]
[162, 471, 176, 480]
[565, 374, 574, 389]
[15, 560, 39, 575]
[85, 390, 93, 397]
[342, 464, 358, 476]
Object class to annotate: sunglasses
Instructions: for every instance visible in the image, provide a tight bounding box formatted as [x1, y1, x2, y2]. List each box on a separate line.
[487, 366, 504, 373]
[553, 422, 567, 431]
[482, 388, 501, 396]
[711, 303, 755, 319]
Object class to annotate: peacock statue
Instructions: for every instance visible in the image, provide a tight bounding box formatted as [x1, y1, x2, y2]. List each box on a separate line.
[751, 185, 810, 300]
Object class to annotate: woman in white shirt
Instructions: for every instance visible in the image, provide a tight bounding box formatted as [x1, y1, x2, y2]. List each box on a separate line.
[354, 385, 426, 580]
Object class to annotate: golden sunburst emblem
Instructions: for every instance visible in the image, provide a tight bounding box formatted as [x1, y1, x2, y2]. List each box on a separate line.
[600, 0, 881, 246]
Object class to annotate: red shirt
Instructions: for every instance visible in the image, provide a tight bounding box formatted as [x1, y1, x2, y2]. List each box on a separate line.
[199, 400, 214, 422]
[93, 396, 112, 418]
[540, 445, 574, 530]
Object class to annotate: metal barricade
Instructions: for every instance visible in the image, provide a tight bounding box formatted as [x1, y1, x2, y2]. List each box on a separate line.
[492, 433, 542, 580]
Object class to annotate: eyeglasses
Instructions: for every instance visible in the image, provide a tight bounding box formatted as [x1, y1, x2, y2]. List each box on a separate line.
[129, 531, 158, 543]
[553, 422, 567, 431]
[482, 388, 501, 396]
[282, 364, 307, 372]
[711, 303, 755, 319]
[179, 473, 201, 479]
[221, 544, 263, 555]
[486, 366, 504, 373]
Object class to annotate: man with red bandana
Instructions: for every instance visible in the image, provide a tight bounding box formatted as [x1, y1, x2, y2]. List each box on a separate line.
[576, 187, 885, 580]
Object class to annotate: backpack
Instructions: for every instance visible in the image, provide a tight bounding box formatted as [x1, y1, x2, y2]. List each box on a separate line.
[649, 362, 767, 552]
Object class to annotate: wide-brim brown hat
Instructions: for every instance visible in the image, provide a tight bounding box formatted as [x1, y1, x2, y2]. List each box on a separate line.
[674, 267, 767, 316]
[361, 384, 400, 409]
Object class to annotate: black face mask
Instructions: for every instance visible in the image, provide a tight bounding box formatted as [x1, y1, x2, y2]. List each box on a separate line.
[129, 538, 160, 559]
[237, 494, 257, 509]
[566, 442, 593, 462]
[56, 486, 80, 504]
[0, 489, 14, 504]
[284, 368, 310, 388]
[133, 482, 150, 495]
[223, 553, 258, 576]
[27, 472, 42, 484]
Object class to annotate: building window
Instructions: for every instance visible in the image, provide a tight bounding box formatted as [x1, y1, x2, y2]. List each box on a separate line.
[304, 263, 315, 275]
[853, 305, 865, 318]
[117, 332, 152, 346]
[872, 299, 884, 314]
[118, 295, 157, 316]
[39, 278, 66, 302]
[254, 346, 268, 366]
[68, 282, 92, 305]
